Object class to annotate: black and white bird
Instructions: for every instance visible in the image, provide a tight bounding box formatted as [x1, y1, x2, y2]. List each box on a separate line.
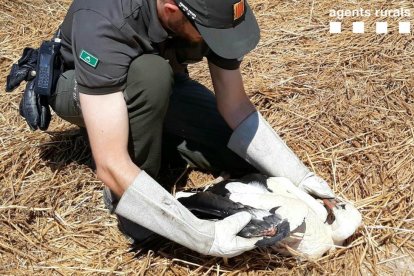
[176, 174, 362, 259]
[176, 175, 292, 247]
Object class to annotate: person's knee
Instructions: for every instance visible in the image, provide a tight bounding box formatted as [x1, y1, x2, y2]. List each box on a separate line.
[126, 55, 173, 114]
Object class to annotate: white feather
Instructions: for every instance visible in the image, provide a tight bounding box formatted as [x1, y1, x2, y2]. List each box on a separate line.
[273, 208, 333, 259]
[224, 181, 269, 195]
[266, 177, 328, 222]
[228, 192, 308, 231]
[175, 191, 196, 199]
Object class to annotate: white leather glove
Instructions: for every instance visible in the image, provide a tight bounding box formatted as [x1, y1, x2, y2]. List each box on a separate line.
[115, 171, 262, 257]
[228, 111, 335, 199]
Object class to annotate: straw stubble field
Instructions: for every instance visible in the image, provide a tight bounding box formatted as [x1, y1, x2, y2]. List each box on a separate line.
[1, 0, 413, 275]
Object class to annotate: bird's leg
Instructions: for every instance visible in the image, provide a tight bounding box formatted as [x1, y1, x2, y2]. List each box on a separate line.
[322, 198, 339, 209]
[215, 171, 231, 183]
[222, 257, 229, 265]
[322, 198, 340, 224]
[203, 171, 231, 189]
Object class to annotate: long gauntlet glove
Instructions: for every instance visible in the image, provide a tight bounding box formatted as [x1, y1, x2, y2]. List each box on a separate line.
[115, 171, 263, 258]
[227, 111, 335, 199]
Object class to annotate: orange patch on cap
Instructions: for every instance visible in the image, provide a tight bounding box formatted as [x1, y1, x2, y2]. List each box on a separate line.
[233, 0, 245, 21]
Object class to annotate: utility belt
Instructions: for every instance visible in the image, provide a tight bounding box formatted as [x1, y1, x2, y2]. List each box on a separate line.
[5, 29, 63, 131]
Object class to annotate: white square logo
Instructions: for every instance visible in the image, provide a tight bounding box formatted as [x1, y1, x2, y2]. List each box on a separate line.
[376, 22, 388, 34]
[353, 22, 365, 33]
[330, 22, 341, 33]
[399, 22, 411, 34]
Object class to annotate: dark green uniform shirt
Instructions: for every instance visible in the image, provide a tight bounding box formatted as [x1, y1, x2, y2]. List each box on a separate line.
[60, 0, 242, 95]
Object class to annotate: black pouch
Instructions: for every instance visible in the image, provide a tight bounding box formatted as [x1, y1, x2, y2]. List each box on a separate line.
[33, 39, 63, 96]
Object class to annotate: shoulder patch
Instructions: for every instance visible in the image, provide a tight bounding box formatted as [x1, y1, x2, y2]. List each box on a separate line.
[79, 50, 99, 68]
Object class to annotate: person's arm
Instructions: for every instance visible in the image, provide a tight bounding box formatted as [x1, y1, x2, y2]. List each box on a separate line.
[208, 62, 256, 129]
[80, 92, 139, 197]
[79, 91, 265, 257]
[209, 62, 335, 214]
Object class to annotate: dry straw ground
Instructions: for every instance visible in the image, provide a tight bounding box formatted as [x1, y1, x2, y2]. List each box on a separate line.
[1, 0, 413, 275]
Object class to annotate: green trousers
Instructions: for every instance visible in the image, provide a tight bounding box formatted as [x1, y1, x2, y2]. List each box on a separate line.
[49, 54, 254, 179]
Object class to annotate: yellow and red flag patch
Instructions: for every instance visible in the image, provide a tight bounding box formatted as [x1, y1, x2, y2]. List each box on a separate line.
[233, 0, 245, 21]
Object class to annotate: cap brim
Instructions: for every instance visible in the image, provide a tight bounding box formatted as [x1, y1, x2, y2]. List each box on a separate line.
[195, 3, 260, 59]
